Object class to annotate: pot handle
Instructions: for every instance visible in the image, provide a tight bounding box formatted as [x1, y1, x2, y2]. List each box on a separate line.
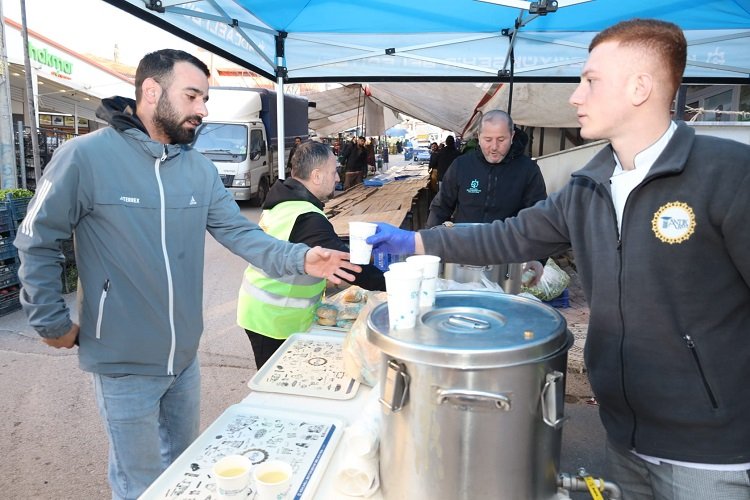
[380, 359, 410, 413]
[541, 371, 568, 429]
[436, 389, 511, 411]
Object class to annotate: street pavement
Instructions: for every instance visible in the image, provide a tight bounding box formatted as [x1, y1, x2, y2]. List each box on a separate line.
[0, 158, 608, 499]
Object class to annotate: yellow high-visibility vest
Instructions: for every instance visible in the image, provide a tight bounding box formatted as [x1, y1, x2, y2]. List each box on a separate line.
[237, 200, 327, 338]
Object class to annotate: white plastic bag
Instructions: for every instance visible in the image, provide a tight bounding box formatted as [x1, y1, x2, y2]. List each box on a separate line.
[343, 291, 387, 387]
[521, 258, 570, 301]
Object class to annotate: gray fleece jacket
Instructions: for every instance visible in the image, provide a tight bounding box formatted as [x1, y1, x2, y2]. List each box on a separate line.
[14, 97, 309, 376]
[421, 123, 750, 464]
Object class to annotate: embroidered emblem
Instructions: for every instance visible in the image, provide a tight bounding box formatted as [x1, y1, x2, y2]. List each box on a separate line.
[189, 195, 197, 206]
[651, 201, 696, 244]
[466, 178, 481, 194]
[119, 196, 140, 204]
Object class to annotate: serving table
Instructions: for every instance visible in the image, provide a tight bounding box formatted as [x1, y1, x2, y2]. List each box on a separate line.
[141, 330, 380, 500]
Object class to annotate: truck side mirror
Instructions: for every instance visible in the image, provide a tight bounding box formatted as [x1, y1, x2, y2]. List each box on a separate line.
[250, 150, 262, 161]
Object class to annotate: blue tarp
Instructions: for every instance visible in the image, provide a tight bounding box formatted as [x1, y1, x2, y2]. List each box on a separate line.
[103, 0, 750, 83]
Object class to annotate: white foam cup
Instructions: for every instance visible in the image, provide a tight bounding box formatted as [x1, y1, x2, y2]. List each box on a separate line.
[253, 459, 293, 500]
[384, 268, 422, 330]
[212, 454, 252, 499]
[406, 255, 441, 307]
[348, 222, 378, 265]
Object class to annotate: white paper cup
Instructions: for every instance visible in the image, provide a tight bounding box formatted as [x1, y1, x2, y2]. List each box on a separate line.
[348, 222, 378, 265]
[384, 269, 422, 330]
[253, 459, 293, 500]
[406, 255, 441, 308]
[212, 454, 252, 499]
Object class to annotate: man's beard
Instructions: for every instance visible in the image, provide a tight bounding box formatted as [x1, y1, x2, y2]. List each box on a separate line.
[153, 94, 202, 144]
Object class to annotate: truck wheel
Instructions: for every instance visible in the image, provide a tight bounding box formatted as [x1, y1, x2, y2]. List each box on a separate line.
[253, 177, 270, 207]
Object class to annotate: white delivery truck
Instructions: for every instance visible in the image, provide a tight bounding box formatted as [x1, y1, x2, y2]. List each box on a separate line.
[192, 87, 309, 205]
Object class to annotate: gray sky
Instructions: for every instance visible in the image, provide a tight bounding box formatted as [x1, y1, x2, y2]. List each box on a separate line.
[4, 0, 196, 66]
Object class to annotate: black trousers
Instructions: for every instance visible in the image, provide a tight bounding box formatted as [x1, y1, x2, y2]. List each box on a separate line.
[244, 329, 285, 369]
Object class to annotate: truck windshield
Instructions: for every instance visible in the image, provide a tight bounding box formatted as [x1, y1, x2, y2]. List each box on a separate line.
[192, 123, 247, 162]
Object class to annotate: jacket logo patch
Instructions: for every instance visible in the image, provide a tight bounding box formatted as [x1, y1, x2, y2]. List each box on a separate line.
[651, 201, 696, 244]
[189, 196, 197, 206]
[119, 196, 140, 204]
[466, 179, 481, 194]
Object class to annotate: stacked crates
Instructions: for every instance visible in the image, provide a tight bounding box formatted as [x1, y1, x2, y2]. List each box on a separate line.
[0, 194, 28, 317]
[0, 193, 78, 318]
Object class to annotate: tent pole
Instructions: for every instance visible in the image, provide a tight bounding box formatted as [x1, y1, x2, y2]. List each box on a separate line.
[275, 32, 287, 181]
[507, 46, 514, 116]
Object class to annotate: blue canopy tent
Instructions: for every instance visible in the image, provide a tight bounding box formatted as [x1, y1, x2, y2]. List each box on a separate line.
[101, 0, 750, 83]
[101, 0, 750, 174]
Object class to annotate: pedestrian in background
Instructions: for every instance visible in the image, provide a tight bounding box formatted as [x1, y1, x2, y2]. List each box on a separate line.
[13, 49, 359, 500]
[368, 19, 750, 499]
[238, 141, 385, 368]
[286, 135, 302, 172]
[433, 134, 460, 190]
[343, 135, 367, 189]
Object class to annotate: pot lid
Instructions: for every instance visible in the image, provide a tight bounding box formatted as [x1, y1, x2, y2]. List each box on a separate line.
[366, 290, 570, 368]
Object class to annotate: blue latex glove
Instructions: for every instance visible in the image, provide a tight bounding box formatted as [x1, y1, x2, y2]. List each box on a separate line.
[366, 223, 416, 255]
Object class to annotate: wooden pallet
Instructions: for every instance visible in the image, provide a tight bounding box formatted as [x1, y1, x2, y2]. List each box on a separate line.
[326, 178, 429, 236]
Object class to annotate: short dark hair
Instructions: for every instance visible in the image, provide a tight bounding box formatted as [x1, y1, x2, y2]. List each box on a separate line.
[135, 49, 210, 103]
[445, 135, 455, 146]
[292, 141, 333, 180]
[590, 19, 686, 99]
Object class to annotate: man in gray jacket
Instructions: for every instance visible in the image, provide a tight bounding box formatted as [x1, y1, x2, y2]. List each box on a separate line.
[368, 20, 750, 499]
[14, 49, 359, 500]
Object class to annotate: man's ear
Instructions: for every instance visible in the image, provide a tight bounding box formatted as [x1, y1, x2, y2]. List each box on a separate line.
[631, 72, 653, 107]
[142, 77, 161, 104]
[311, 169, 322, 184]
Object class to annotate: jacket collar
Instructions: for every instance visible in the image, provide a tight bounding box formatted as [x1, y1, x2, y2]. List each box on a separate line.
[264, 177, 323, 211]
[573, 122, 695, 186]
[96, 96, 187, 160]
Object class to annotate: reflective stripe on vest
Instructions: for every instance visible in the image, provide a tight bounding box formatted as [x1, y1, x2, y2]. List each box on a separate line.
[237, 200, 327, 338]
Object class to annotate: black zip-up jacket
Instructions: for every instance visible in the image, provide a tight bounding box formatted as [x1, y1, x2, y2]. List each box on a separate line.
[426, 128, 546, 227]
[421, 123, 750, 464]
[263, 178, 385, 290]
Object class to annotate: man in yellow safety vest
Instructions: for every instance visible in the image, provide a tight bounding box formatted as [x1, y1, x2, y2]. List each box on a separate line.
[237, 141, 385, 368]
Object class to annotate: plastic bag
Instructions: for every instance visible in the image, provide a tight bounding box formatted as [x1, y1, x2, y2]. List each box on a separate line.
[521, 258, 570, 301]
[343, 291, 387, 387]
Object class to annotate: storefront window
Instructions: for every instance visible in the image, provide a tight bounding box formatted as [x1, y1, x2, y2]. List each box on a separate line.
[703, 90, 733, 121]
[739, 86, 750, 122]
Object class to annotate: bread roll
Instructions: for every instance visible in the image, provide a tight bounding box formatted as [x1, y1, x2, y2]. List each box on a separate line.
[343, 288, 363, 303]
[316, 306, 337, 318]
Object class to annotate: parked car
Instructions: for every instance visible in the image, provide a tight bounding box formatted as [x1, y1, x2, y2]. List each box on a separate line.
[412, 147, 432, 163]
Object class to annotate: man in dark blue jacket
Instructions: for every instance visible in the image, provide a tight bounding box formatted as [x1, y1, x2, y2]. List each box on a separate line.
[426, 110, 546, 227]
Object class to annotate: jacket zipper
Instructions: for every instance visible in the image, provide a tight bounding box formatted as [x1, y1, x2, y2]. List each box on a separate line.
[609, 183, 638, 447]
[95, 279, 110, 339]
[155, 147, 177, 376]
[683, 334, 719, 409]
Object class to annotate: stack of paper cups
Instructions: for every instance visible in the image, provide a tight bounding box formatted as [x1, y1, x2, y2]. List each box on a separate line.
[384, 262, 423, 329]
[406, 255, 441, 308]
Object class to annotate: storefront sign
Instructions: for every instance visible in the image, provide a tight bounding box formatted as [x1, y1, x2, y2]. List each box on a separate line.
[28, 40, 73, 77]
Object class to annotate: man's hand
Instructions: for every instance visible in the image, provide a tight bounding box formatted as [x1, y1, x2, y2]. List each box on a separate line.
[42, 324, 79, 349]
[366, 223, 417, 255]
[522, 261, 544, 288]
[304, 246, 362, 285]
